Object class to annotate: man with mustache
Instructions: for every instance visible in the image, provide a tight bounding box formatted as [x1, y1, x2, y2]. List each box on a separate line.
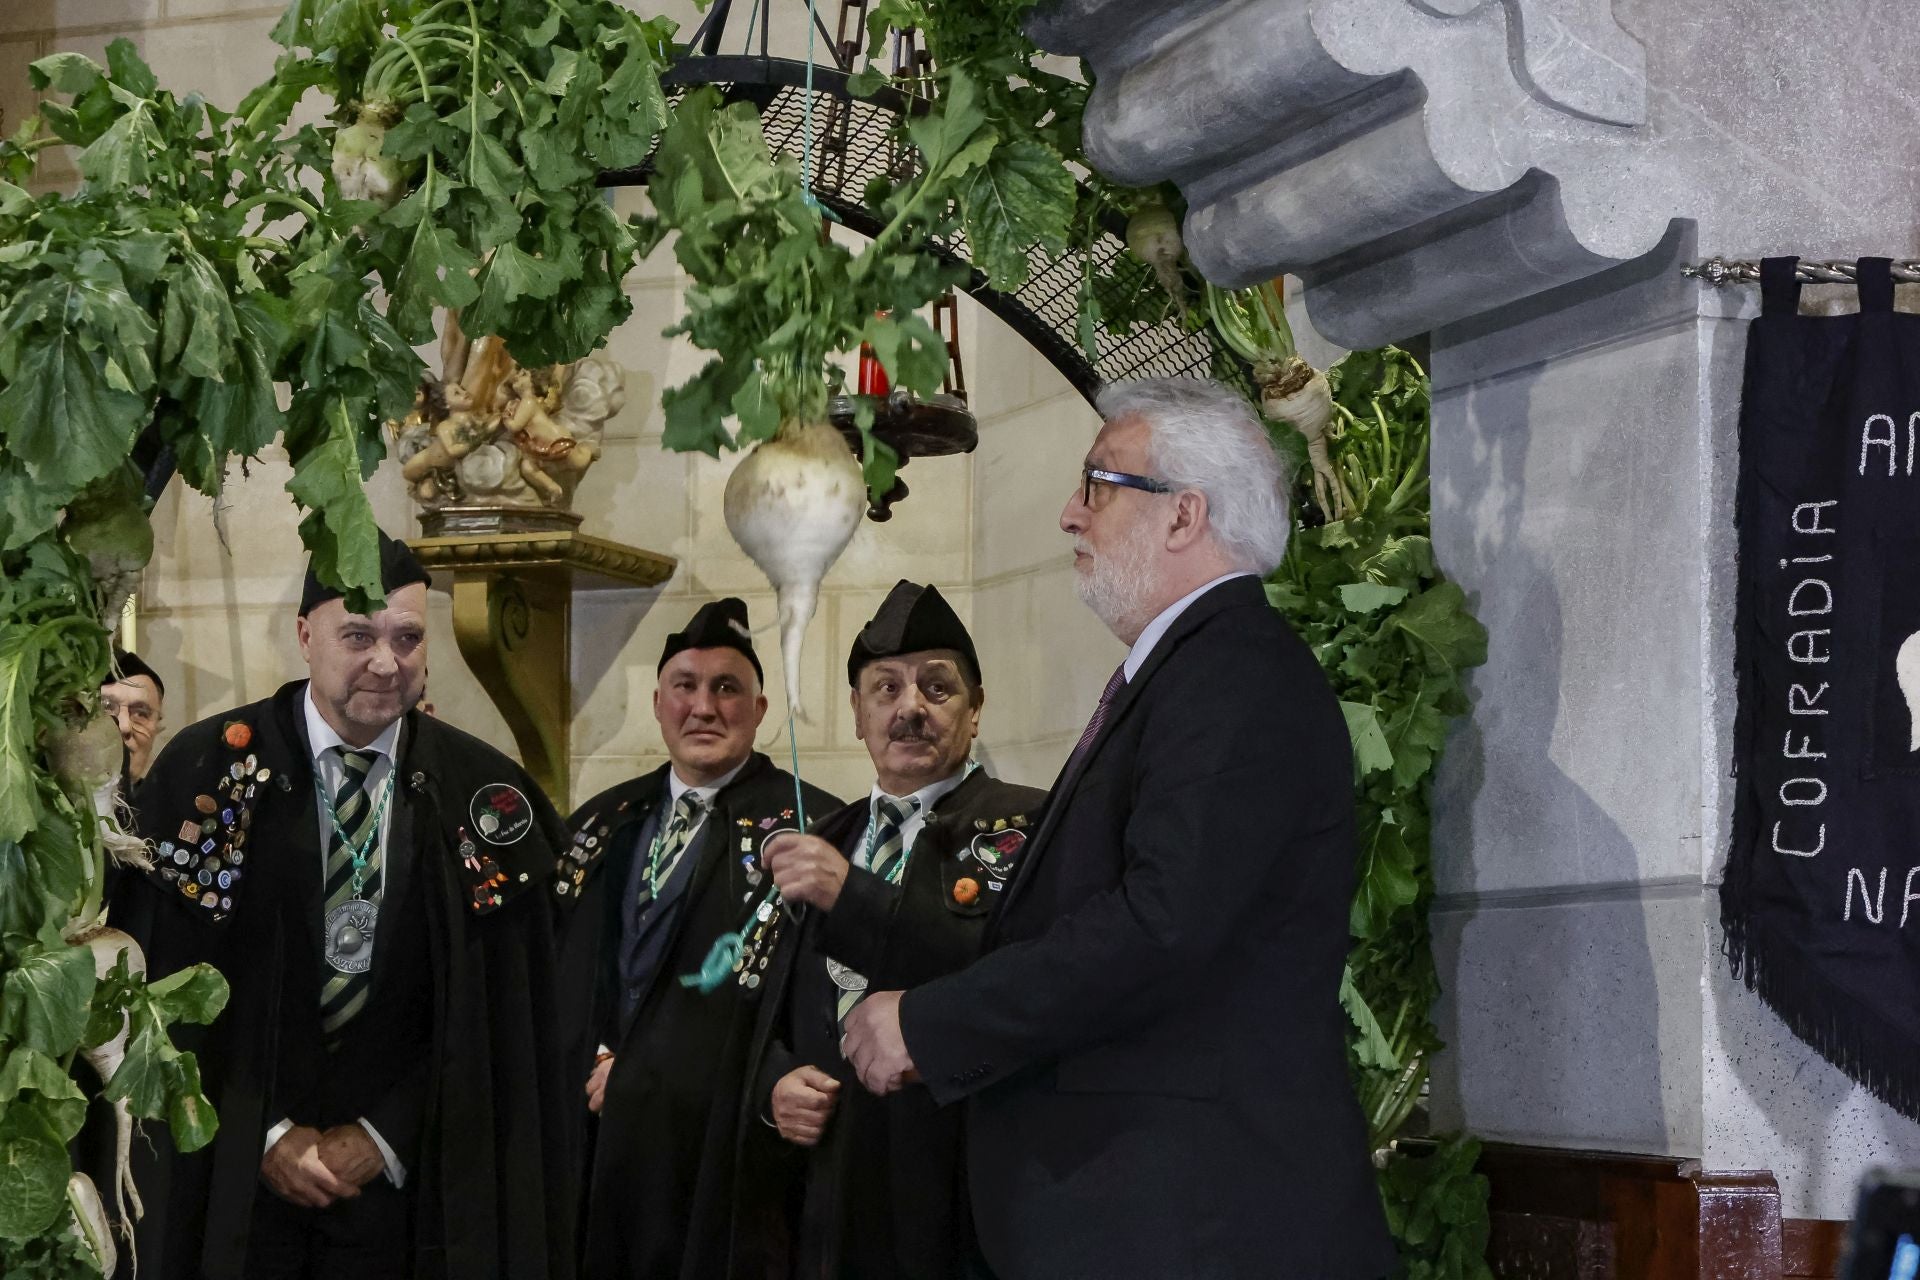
[842, 380, 1397, 1278]
[125, 531, 580, 1279]
[556, 598, 840, 1279]
[745, 580, 1045, 1279]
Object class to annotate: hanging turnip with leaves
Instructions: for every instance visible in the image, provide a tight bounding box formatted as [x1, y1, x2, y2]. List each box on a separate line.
[639, 71, 1074, 718]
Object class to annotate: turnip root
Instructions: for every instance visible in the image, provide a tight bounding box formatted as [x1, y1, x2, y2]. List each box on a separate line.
[1207, 279, 1352, 522]
[68, 1172, 116, 1276]
[1126, 201, 1187, 310]
[722, 421, 865, 721]
[1258, 356, 1349, 522]
[66, 917, 148, 1253]
[331, 100, 407, 207]
[46, 710, 123, 807]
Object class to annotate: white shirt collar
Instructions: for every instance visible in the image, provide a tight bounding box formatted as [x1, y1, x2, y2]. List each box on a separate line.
[669, 757, 748, 809]
[1122, 572, 1255, 683]
[303, 682, 402, 764]
[869, 762, 973, 817]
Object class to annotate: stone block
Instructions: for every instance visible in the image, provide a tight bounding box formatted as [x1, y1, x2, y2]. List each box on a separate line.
[0, 38, 39, 143]
[1429, 317, 1707, 895]
[0, 0, 160, 37]
[1428, 884, 1706, 1156]
[136, 603, 305, 734]
[52, 15, 278, 109]
[573, 436, 692, 562]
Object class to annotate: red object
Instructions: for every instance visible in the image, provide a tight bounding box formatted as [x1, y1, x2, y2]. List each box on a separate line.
[857, 342, 890, 397]
[222, 721, 252, 750]
[952, 876, 980, 905]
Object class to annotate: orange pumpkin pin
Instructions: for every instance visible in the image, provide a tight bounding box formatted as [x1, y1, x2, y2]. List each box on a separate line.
[952, 877, 980, 905]
[223, 721, 252, 750]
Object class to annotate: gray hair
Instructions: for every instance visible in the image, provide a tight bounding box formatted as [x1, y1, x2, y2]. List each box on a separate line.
[1094, 377, 1294, 572]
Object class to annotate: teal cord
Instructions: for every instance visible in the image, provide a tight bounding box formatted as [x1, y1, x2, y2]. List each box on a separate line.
[679, 706, 812, 992]
[799, 0, 825, 216]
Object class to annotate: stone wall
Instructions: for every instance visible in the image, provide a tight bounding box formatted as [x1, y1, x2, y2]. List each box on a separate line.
[6, 0, 1113, 812]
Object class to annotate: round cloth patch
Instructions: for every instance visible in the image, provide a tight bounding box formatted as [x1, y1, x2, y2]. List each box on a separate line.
[471, 783, 534, 845]
[969, 828, 1027, 880]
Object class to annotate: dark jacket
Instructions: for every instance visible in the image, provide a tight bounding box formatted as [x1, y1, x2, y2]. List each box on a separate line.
[900, 577, 1398, 1280]
[121, 680, 579, 1280]
[558, 754, 841, 1280]
[745, 769, 1047, 1280]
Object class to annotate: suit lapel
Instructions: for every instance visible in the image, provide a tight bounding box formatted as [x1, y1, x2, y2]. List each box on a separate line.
[1001, 577, 1262, 919]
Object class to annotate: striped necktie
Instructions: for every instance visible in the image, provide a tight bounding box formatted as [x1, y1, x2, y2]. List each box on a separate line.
[642, 793, 705, 903]
[320, 747, 382, 1037]
[1063, 663, 1127, 779]
[835, 795, 917, 1024]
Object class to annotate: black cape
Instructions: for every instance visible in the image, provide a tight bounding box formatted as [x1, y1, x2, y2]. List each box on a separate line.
[743, 769, 1047, 1280]
[118, 680, 580, 1280]
[557, 754, 841, 1280]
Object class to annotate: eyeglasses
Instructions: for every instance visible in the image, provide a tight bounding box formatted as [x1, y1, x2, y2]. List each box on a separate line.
[1081, 466, 1172, 508]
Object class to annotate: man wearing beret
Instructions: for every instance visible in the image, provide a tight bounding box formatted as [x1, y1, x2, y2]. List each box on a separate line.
[743, 580, 1046, 1279]
[127, 531, 580, 1280]
[557, 597, 840, 1280]
[101, 648, 165, 789]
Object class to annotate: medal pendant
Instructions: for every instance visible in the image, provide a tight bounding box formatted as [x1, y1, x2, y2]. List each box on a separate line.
[324, 899, 379, 974]
[825, 958, 869, 994]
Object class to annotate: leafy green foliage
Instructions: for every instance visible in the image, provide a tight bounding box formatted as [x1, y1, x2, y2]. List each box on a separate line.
[1379, 1135, 1495, 1280]
[0, 0, 668, 1255]
[1265, 347, 1490, 1275]
[640, 84, 971, 495]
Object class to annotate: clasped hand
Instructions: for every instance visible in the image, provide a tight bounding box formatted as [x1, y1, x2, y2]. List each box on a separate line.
[261, 1123, 385, 1208]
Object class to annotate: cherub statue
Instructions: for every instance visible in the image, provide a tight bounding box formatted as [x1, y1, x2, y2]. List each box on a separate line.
[389, 312, 627, 517]
[503, 368, 598, 504]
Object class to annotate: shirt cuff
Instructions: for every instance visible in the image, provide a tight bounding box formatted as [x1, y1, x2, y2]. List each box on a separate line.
[357, 1117, 405, 1188]
[263, 1118, 294, 1157]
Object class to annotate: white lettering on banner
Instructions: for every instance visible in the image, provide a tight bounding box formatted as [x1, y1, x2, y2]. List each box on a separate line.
[1783, 731, 1827, 760]
[1787, 580, 1834, 616]
[1846, 866, 1887, 924]
[1774, 501, 1838, 868]
[1772, 820, 1825, 858]
[1792, 501, 1839, 534]
[1902, 867, 1920, 927]
[1788, 631, 1833, 664]
[1780, 778, 1828, 806]
[1856, 412, 1920, 477]
[1789, 684, 1831, 715]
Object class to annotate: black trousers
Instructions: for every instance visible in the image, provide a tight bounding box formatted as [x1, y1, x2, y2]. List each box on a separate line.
[246, 1179, 412, 1280]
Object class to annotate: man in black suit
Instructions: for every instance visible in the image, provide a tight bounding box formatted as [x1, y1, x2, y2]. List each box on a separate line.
[556, 598, 840, 1279]
[843, 378, 1397, 1278]
[747, 581, 1046, 1278]
[127, 532, 579, 1279]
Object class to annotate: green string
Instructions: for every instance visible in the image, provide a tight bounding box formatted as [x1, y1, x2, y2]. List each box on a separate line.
[679, 706, 813, 992]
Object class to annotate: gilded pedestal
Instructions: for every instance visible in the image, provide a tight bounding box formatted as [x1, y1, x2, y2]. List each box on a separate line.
[410, 530, 676, 810]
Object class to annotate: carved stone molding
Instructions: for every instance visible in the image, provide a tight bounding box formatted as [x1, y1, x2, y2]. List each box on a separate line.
[1030, 0, 1673, 347]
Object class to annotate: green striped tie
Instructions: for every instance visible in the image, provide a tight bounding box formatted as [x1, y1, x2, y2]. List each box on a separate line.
[642, 794, 704, 904]
[835, 795, 916, 1025]
[319, 747, 382, 1037]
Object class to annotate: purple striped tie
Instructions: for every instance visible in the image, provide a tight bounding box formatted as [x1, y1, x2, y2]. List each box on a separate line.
[1064, 664, 1127, 778]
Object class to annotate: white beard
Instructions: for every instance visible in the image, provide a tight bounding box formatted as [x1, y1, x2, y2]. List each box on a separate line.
[1075, 518, 1162, 640]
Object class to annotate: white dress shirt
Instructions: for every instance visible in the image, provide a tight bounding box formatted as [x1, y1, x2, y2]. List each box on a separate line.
[860, 764, 974, 868]
[1122, 572, 1256, 682]
[666, 757, 747, 841]
[264, 686, 407, 1186]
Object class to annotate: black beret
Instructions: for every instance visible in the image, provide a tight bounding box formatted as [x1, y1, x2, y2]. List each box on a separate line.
[106, 648, 164, 699]
[847, 580, 979, 687]
[659, 597, 763, 684]
[299, 531, 432, 617]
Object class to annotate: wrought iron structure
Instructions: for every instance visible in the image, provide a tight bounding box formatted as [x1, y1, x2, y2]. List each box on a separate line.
[596, 1, 1241, 407]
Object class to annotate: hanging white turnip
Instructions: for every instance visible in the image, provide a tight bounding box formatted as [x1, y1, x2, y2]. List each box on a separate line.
[1208, 278, 1348, 522]
[722, 421, 865, 721]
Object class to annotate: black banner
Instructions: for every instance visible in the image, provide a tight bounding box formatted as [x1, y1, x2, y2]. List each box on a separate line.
[1723, 257, 1920, 1116]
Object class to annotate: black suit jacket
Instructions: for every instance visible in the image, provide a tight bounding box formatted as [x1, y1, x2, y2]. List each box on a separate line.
[900, 577, 1397, 1279]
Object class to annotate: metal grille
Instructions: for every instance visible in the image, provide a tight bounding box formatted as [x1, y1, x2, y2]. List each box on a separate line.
[601, 57, 1247, 405]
